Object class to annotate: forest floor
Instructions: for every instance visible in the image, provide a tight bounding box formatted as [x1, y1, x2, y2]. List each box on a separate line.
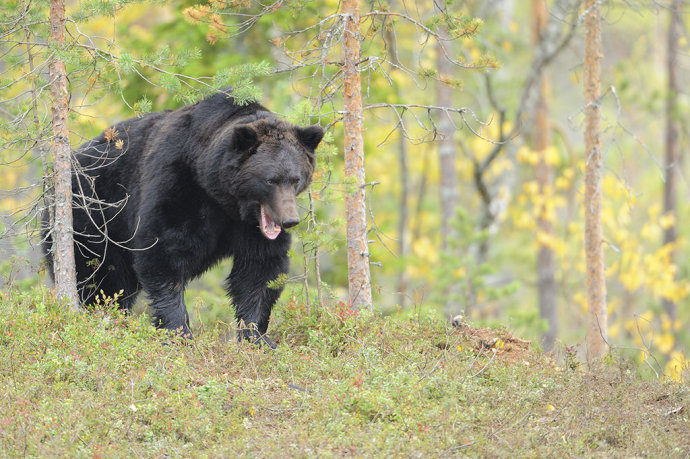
[0, 287, 688, 457]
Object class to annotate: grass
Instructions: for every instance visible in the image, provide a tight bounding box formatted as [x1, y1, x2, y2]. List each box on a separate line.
[0, 287, 688, 457]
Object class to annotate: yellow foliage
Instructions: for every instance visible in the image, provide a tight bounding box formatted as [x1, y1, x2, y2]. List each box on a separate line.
[513, 211, 535, 230]
[554, 176, 570, 190]
[573, 292, 587, 314]
[654, 333, 675, 355]
[469, 47, 482, 63]
[640, 221, 660, 241]
[0, 197, 19, 213]
[551, 238, 568, 257]
[604, 262, 618, 279]
[516, 146, 539, 166]
[562, 167, 575, 181]
[647, 203, 662, 220]
[608, 321, 620, 339]
[87, 16, 115, 40]
[412, 237, 438, 263]
[624, 317, 638, 335]
[469, 118, 512, 162]
[486, 157, 513, 180]
[522, 181, 538, 196]
[575, 260, 586, 274]
[453, 267, 467, 278]
[664, 351, 689, 382]
[1, 170, 18, 189]
[636, 310, 654, 333]
[543, 146, 560, 166]
[619, 247, 642, 290]
[659, 212, 675, 230]
[601, 206, 616, 231]
[536, 230, 556, 249]
[602, 175, 635, 205]
[408, 237, 438, 279]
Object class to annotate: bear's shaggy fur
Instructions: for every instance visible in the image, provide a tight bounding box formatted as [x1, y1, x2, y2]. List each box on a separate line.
[43, 91, 324, 346]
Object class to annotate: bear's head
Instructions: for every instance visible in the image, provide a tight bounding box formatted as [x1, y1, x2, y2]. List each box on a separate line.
[224, 117, 324, 239]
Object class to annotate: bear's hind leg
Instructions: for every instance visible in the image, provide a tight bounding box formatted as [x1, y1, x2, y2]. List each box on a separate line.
[74, 242, 140, 310]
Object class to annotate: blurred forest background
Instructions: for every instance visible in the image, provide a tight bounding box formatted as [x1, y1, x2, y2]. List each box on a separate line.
[1, 0, 689, 378]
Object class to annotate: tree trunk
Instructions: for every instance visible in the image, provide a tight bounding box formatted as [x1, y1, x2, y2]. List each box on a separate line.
[342, 0, 372, 309]
[49, 0, 80, 310]
[436, 8, 461, 317]
[397, 130, 409, 308]
[583, 0, 607, 360]
[382, 11, 409, 309]
[532, 0, 558, 352]
[662, 0, 681, 322]
[437, 55, 460, 250]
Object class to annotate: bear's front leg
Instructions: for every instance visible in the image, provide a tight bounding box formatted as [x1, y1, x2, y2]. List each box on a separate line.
[146, 283, 192, 339]
[133, 221, 194, 338]
[226, 249, 289, 349]
[135, 252, 192, 338]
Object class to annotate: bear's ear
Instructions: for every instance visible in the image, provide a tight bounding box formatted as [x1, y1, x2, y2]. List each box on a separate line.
[295, 125, 324, 151]
[231, 125, 259, 152]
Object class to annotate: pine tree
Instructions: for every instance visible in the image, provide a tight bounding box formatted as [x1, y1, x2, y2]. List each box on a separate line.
[583, 0, 608, 360]
[48, 0, 79, 310]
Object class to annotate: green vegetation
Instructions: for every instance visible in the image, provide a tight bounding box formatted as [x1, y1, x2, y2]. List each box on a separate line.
[1, 288, 687, 457]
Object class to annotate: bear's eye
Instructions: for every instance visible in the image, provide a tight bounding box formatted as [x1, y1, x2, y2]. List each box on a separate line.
[266, 179, 274, 186]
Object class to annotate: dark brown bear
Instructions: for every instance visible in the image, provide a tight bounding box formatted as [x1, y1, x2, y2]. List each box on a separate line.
[43, 91, 324, 347]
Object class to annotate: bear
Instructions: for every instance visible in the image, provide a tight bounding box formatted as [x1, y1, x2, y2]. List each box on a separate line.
[43, 90, 324, 348]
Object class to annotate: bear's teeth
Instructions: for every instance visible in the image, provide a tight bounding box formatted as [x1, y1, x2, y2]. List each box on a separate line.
[260, 205, 281, 239]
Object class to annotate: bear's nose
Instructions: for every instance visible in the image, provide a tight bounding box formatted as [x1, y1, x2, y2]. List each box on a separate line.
[281, 217, 300, 229]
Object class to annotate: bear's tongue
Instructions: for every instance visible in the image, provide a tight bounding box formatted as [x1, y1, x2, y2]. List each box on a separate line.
[260, 205, 281, 240]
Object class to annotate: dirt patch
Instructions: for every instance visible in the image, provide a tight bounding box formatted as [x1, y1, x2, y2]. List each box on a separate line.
[453, 320, 532, 365]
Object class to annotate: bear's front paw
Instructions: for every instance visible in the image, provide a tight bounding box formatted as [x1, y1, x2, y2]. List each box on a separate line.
[237, 326, 277, 350]
[161, 325, 194, 346]
[175, 325, 194, 340]
[255, 334, 277, 349]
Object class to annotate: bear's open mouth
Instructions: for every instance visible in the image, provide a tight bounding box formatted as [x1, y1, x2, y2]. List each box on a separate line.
[260, 205, 281, 240]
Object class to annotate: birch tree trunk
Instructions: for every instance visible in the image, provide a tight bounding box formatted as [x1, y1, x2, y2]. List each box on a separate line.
[662, 0, 682, 322]
[584, 0, 607, 360]
[437, 48, 459, 251]
[342, 0, 372, 309]
[397, 132, 409, 308]
[382, 11, 409, 309]
[435, 7, 461, 317]
[49, 0, 80, 310]
[532, 0, 558, 351]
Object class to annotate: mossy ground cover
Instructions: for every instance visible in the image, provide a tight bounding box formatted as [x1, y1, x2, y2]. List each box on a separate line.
[0, 288, 688, 457]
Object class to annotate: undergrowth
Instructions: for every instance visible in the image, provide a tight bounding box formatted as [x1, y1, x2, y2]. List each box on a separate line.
[0, 287, 688, 457]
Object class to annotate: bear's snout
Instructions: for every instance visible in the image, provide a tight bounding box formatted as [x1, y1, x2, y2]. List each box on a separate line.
[281, 217, 300, 229]
[270, 186, 300, 229]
